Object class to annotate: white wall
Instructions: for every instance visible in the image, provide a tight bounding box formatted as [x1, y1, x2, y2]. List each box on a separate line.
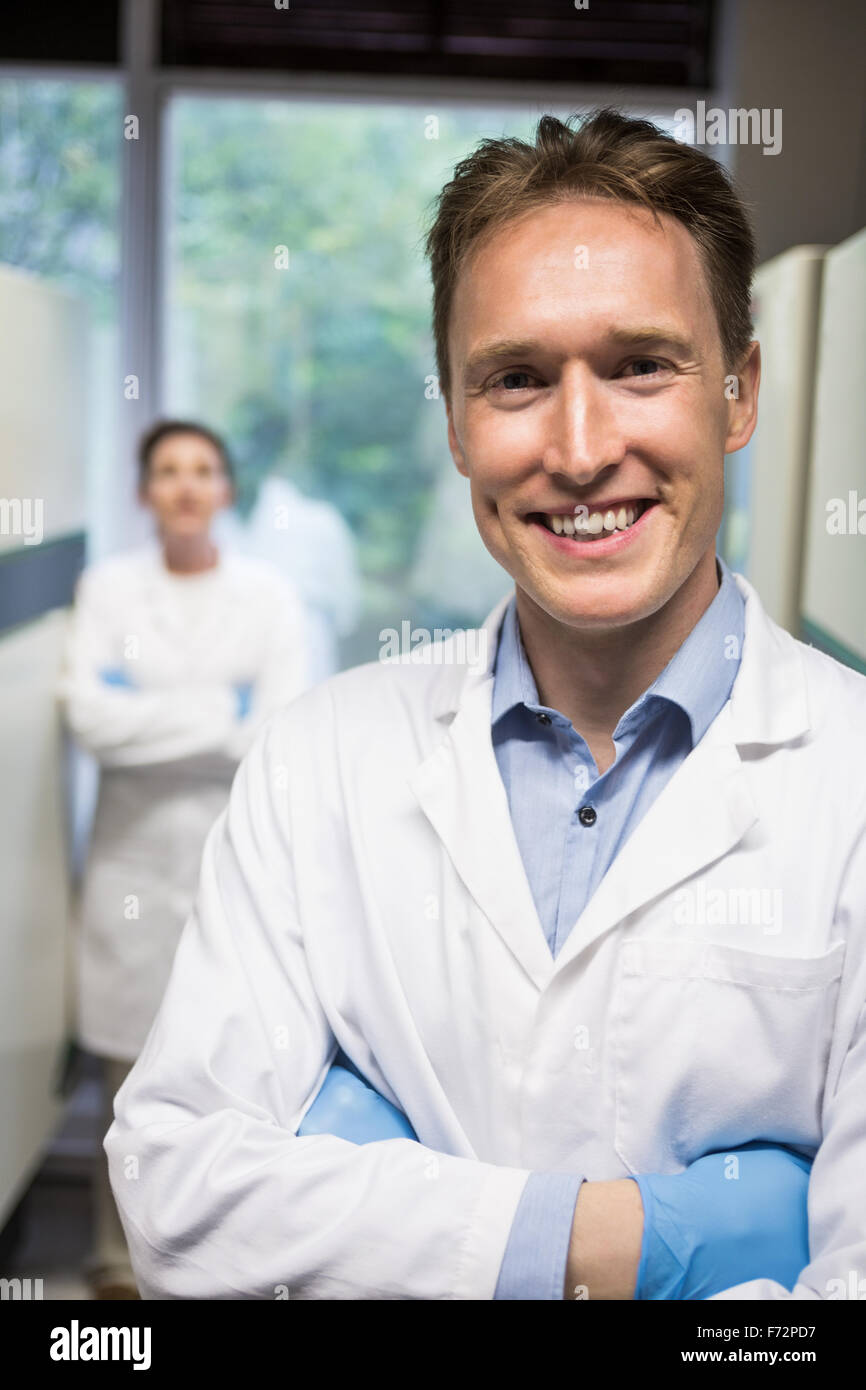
[0, 264, 89, 1222]
[0, 265, 88, 547]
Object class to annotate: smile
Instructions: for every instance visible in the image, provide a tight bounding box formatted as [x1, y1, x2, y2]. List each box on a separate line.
[526, 499, 659, 553]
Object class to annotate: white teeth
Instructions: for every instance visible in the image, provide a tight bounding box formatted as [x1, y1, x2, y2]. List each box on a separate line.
[545, 502, 644, 539]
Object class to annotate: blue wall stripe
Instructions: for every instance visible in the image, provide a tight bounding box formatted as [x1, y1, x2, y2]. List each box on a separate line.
[0, 534, 86, 637]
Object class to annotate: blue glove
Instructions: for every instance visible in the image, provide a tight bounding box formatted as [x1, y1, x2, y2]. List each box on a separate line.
[297, 1056, 418, 1144]
[99, 666, 135, 689]
[632, 1141, 812, 1300]
[233, 682, 254, 720]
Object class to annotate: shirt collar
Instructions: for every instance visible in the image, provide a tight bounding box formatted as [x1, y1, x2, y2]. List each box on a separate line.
[491, 554, 745, 746]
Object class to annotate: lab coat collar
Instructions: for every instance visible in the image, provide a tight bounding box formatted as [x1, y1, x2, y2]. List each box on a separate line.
[489, 554, 746, 750]
[411, 569, 811, 988]
[429, 567, 809, 748]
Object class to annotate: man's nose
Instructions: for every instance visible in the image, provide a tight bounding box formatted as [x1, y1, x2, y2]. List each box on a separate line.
[539, 368, 625, 484]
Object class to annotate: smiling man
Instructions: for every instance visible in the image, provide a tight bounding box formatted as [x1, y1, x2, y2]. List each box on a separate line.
[442, 189, 754, 780]
[106, 109, 866, 1301]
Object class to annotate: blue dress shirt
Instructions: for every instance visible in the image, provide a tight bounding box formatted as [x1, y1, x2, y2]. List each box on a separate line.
[492, 554, 746, 1298]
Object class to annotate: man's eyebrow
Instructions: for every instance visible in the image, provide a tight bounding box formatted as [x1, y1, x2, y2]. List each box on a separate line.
[462, 327, 697, 381]
[462, 339, 547, 379]
[606, 326, 697, 356]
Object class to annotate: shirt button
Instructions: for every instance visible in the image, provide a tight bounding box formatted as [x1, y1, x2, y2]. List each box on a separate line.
[536, 712, 552, 725]
[578, 806, 597, 826]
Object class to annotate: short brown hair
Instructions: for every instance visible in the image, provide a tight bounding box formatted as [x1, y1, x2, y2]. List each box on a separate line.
[138, 419, 235, 487]
[424, 107, 757, 398]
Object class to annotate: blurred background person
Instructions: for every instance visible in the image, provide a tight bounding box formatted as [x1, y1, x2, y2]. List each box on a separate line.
[57, 419, 311, 1298]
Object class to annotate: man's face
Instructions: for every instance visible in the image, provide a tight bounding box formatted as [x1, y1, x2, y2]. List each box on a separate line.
[140, 431, 232, 537]
[444, 198, 759, 630]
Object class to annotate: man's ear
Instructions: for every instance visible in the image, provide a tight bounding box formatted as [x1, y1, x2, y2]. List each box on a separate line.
[724, 340, 761, 455]
[445, 397, 469, 478]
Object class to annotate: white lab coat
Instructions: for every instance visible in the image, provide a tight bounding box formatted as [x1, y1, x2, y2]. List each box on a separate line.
[106, 570, 866, 1300]
[59, 541, 310, 1061]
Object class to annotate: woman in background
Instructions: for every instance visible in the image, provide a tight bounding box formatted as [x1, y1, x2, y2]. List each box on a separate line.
[59, 420, 311, 1298]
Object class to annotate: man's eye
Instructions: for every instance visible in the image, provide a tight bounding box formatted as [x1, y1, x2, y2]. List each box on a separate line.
[490, 371, 537, 392]
[621, 358, 669, 378]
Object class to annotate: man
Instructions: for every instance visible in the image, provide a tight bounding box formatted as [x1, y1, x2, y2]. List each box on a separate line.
[60, 420, 309, 1296]
[106, 110, 866, 1300]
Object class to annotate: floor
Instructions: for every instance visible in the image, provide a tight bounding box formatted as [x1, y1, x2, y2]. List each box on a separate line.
[1, 1051, 114, 1300]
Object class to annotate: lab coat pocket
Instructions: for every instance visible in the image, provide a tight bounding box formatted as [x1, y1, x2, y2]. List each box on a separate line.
[611, 937, 845, 1176]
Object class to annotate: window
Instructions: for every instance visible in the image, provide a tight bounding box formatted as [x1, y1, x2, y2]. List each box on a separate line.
[164, 96, 543, 666]
[0, 77, 122, 550]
